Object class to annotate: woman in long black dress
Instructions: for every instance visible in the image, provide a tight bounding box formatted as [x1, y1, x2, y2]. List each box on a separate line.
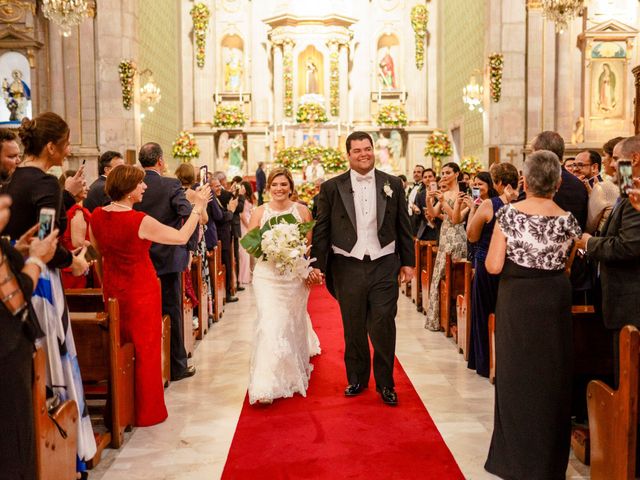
[0, 196, 57, 480]
[484, 150, 581, 479]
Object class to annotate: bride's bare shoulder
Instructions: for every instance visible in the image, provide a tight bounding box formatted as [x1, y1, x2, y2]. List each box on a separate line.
[294, 202, 312, 221]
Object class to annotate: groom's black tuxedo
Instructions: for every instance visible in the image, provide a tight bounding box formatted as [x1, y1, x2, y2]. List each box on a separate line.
[311, 169, 414, 389]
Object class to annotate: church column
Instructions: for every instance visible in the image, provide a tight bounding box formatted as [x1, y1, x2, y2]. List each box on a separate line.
[272, 41, 284, 125]
[525, 3, 544, 141]
[193, 10, 214, 126]
[326, 39, 340, 119]
[338, 42, 349, 125]
[282, 38, 295, 120]
[633, 65, 640, 134]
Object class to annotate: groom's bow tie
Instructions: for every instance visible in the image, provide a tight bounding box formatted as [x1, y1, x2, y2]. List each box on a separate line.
[355, 174, 373, 183]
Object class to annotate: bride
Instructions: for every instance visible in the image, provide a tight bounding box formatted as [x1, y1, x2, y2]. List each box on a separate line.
[245, 167, 321, 405]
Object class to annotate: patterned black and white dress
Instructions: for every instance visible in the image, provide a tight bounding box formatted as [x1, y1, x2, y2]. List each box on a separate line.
[485, 204, 581, 480]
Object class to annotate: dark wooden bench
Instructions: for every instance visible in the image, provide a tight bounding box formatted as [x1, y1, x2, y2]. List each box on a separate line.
[587, 325, 639, 480]
[68, 298, 135, 464]
[33, 346, 78, 480]
[411, 240, 433, 312]
[208, 242, 226, 317]
[439, 254, 471, 337]
[182, 271, 195, 358]
[191, 255, 209, 340]
[455, 262, 473, 358]
[420, 242, 437, 316]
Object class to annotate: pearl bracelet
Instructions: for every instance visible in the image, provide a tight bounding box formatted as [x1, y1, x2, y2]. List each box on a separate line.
[25, 257, 46, 271]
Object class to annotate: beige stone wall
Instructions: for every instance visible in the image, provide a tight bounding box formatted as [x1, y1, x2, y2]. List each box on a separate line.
[439, 0, 486, 159]
[138, 0, 181, 170]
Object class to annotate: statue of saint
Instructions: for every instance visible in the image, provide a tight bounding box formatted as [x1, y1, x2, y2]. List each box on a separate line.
[597, 63, 616, 114]
[227, 134, 244, 177]
[305, 59, 319, 95]
[2, 69, 31, 121]
[378, 47, 396, 90]
[224, 50, 243, 92]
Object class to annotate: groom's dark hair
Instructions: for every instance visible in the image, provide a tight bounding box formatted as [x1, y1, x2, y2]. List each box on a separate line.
[346, 131, 373, 154]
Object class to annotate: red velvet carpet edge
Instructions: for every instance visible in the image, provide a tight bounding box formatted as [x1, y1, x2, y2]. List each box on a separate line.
[222, 285, 465, 479]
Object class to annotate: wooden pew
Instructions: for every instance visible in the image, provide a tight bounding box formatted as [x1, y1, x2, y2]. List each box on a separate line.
[68, 297, 135, 461]
[182, 271, 195, 358]
[66, 288, 171, 389]
[420, 243, 437, 315]
[439, 255, 471, 337]
[488, 313, 496, 384]
[411, 240, 433, 313]
[455, 261, 473, 359]
[587, 325, 639, 480]
[191, 255, 209, 340]
[209, 241, 226, 316]
[230, 244, 237, 296]
[33, 346, 78, 480]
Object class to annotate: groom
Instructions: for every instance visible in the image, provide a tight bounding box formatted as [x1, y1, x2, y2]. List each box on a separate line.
[310, 131, 414, 406]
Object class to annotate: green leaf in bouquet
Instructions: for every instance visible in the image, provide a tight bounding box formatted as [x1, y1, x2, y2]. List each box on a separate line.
[263, 213, 298, 230]
[298, 220, 316, 236]
[240, 227, 264, 258]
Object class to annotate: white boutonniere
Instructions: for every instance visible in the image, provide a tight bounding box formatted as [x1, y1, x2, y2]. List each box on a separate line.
[383, 181, 393, 198]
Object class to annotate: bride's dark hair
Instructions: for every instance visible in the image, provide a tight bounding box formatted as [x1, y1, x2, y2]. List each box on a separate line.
[267, 167, 295, 194]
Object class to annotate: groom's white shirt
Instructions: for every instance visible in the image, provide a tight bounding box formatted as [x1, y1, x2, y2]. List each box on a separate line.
[331, 169, 395, 260]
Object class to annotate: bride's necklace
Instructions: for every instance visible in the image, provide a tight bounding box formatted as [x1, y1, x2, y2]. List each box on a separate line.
[110, 201, 132, 210]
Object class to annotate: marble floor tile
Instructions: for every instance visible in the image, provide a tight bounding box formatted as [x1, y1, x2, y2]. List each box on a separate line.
[90, 287, 589, 480]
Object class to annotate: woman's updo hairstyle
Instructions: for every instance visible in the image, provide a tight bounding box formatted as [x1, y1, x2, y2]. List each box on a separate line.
[441, 161, 461, 179]
[106, 164, 145, 201]
[267, 167, 295, 193]
[18, 112, 69, 157]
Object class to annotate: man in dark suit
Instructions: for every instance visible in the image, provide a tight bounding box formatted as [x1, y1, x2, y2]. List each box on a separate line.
[310, 131, 415, 406]
[577, 135, 640, 383]
[531, 131, 589, 230]
[211, 176, 238, 303]
[134, 142, 196, 381]
[84, 151, 124, 212]
[256, 161, 266, 205]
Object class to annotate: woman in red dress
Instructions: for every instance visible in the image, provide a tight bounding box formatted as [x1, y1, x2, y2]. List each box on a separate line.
[90, 165, 210, 427]
[60, 169, 91, 289]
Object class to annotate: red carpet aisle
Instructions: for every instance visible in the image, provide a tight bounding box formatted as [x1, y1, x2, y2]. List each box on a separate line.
[222, 285, 465, 479]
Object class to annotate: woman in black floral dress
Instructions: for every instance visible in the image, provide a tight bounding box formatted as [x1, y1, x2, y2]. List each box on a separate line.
[484, 150, 582, 480]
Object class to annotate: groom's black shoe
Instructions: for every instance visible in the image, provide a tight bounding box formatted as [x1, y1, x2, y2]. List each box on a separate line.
[344, 384, 366, 396]
[376, 386, 398, 406]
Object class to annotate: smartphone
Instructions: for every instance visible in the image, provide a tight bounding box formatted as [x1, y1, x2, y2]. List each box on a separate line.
[458, 181, 468, 193]
[82, 159, 86, 166]
[199, 165, 208, 187]
[618, 160, 633, 197]
[38, 207, 56, 240]
[472, 187, 481, 202]
[429, 181, 438, 192]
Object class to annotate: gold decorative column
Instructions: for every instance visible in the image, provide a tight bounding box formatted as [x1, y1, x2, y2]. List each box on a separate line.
[634, 65, 640, 135]
[282, 38, 295, 119]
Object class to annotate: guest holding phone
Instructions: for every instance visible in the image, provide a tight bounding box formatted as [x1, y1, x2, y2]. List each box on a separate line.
[464, 164, 519, 378]
[424, 162, 468, 331]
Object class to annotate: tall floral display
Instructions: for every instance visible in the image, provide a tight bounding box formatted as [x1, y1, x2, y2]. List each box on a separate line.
[213, 104, 247, 128]
[275, 146, 346, 173]
[190, 3, 211, 69]
[460, 156, 484, 175]
[410, 4, 429, 70]
[295, 103, 328, 124]
[118, 60, 136, 110]
[424, 130, 453, 173]
[489, 53, 504, 103]
[172, 130, 200, 162]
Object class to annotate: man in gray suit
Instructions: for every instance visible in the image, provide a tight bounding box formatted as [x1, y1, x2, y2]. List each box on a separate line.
[310, 131, 414, 406]
[576, 135, 640, 384]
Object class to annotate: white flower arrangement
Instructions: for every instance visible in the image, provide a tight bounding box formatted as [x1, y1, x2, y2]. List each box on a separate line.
[240, 213, 316, 280]
[383, 182, 393, 198]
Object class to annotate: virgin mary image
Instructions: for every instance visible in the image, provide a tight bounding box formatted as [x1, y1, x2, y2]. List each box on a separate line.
[597, 63, 616, 114]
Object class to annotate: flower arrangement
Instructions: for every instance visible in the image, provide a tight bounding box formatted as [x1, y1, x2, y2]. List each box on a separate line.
[410, 4, 429, 70]
[240, 214, 316, 279]
[172, 130, 200, 161]
[329, 48, 340, 117]
[376, 104, 408, 127]
[190, 3, 210, 68]
[118, 60, 136, 110]
[460, 156, 484, 175]
[275, 146, 347, 173]
[283, 42, 294, 117]
[424, 130, 452, 172]
[213, 104, 247, 128]
[489, 53, 504, 102]
[296, 182, 317, 208]
[296, 102, 328, 124]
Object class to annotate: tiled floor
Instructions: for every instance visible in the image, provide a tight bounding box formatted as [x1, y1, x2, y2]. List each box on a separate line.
[91, 287, 590, 480]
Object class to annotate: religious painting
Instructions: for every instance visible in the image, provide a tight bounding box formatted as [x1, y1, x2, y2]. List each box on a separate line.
[0, 52, 31, 124]
[377, 34, 400, 91]
[297, 45, 324, 99]
[371, 130, 402, 173]
[221, 35, 244, 93]
[590, 59, 624, 119]
[591, 41, 626, 59]
[302, 133, 320, 146]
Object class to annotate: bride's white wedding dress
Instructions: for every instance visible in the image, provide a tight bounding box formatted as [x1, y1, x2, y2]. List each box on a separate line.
[248, 203, 321, 405]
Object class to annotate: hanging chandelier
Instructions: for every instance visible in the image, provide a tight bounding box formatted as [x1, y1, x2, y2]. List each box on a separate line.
[542, 0, 584, 34]
[139, 70, 161, 113]
[463, 75, 484, 113]
[41, 0, 90, 37]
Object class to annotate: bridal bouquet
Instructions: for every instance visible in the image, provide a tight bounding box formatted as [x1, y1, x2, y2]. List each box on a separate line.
[240, 214, 316, 279]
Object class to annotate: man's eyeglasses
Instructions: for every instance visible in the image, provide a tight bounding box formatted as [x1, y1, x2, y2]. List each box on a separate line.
[568, 163, 591, 169]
